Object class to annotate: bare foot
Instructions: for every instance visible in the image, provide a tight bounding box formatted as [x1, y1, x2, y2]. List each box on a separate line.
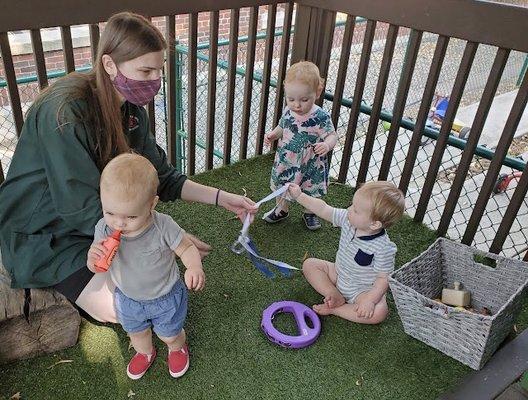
[313, 303, 334, 315]
[324, 293, 345, 308]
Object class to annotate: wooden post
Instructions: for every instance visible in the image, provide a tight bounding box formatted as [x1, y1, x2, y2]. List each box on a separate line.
[290, 4, 335, 81]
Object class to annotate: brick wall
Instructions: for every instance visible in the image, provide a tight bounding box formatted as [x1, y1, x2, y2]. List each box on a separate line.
[0, 7, 269, 107]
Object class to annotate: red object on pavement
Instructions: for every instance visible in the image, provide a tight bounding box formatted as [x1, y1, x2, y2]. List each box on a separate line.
[94, 230, 121, 273]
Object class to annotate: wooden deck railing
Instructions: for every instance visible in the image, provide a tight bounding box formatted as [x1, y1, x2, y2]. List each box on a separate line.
[0, 0, 527, 259]
[290, 0, 528, 259]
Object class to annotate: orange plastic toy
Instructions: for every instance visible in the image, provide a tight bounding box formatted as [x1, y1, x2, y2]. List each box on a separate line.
[94, 230, 122, 273]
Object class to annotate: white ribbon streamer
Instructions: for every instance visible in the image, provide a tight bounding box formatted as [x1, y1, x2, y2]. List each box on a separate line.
[234, 185, 300, 272]
[241, 184, 289, 236]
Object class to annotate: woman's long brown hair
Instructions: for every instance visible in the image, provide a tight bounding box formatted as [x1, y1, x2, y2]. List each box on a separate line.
[33, 12, 167, 170]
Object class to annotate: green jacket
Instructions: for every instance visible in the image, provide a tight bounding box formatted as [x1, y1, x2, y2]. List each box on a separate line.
[0, 98, 187, 288]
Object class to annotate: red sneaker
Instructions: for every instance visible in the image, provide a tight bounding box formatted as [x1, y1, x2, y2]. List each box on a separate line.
[126, 349, 157, 380]
[168, 344, 190, 378]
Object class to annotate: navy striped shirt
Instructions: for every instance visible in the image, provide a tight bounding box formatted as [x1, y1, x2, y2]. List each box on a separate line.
[332, 208, 397, 303]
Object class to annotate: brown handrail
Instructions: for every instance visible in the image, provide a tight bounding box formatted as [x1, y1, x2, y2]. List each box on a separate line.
[327, 14, 355, 167]
[0, 0, 285, 32]
[0, 0, 527, 259]
[60, 26, 75, 73]
[0, 32, 24, 136]
[298, 0, 528, 53]
[490, 160, 528, 255]
[313, 9, 336, 105]
[398, 35, 449, 196]
[378, 29, 422, 181]
[89, 24, 100, 65]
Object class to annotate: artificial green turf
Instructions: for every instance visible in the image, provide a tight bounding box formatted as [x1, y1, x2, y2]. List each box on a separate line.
[1, 154, 526, 400]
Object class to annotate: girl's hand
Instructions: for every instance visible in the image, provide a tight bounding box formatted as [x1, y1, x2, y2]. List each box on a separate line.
[264, 131, 277, 147]
[287, 183, 302, 200]
[87, 240, 105, 273]
[314, 142, 330, 156]
[218, 190, 258, 223]
[184, 266, 205, 291]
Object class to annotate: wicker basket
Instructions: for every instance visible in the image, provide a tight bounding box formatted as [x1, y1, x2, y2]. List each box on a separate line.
[388, 237, 528, 370]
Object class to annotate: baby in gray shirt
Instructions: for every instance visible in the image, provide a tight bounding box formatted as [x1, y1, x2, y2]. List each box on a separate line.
[288, 181, 404, 324]
[88, 153, 204, 380]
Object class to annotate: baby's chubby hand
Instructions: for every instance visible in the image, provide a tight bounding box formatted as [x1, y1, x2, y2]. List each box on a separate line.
[264, 131, 279, 147]
[87, 240, 105, 273]
[184, 266, 205, 291]
[313, 142, 330, 156]
[287, 183, 302, 200]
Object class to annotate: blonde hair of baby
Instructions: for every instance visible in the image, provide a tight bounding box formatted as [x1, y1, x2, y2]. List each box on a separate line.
[100, 153, 159, 202]
[284, 61, 325, 93]
[357, 181, 405, 228]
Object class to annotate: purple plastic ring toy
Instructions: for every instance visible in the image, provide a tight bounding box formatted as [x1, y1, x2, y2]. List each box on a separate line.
[261, 301, 321, 349]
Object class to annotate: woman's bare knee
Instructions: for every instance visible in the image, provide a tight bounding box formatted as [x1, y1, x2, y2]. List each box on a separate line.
[75, 272, 117, 323]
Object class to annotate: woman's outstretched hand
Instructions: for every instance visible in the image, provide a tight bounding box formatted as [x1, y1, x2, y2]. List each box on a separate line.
[186, 233, 212, 259]
[218, 190, 258, 223]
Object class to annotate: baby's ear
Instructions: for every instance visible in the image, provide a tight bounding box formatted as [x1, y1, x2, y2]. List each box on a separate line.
[370, 220, 383, 231]
[316, 84, 324, 98]
[151, 195, 159, 211]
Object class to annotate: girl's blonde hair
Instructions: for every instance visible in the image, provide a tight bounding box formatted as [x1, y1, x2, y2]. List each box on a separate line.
[357, 181, 405, 228]
[34, 12, 167, 170]
[284, 61, 325, 93]
[100, 153, 159, 202]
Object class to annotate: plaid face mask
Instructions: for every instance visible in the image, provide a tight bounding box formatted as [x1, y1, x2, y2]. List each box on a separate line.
[112, 68, 161, 106]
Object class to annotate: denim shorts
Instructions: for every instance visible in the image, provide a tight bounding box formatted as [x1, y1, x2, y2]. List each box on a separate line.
[114, 279, 188, 338]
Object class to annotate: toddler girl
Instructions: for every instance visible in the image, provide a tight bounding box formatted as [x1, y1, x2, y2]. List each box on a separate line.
[263, 61, 337, 230]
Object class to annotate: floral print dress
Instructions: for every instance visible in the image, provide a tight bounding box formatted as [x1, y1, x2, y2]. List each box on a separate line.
[270, 105, 336, 198]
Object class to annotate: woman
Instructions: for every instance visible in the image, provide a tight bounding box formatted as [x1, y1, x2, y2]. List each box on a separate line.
[0, 12, 256, 323]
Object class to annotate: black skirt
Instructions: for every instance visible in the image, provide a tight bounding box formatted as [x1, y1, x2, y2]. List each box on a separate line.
[52, 266, 94, 302]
